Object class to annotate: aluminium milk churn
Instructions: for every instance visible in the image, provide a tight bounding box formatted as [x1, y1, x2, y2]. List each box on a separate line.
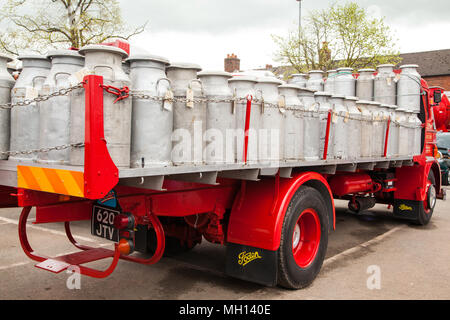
[289, 73, 307, 88]
[0, 54, 15, 160]
[397, 64, 421, 114]
[366, 101, 383, 157]
[334, 67, 356, 97]
[167, 63, 205, 166]
[300, 88, 320, 160]
[306, 70, 324, 92]
[406, 110, 417, 157]
[38, 50, 84, 165]
[70, 44, 132, 168]
[128, 54, 172, 168]
[315, 92, 333, 160]
[412, 113, 423, 156]
[396, 108, 409, 157]
[10, 55, 51, 162]
[379, 104, 391, 157]
[357, 69, 375, 101]
[197, 70, 235, 165]
[256, 77, 284, 164]
[324, 70, 337, 94]
[228, 76, 258, 164]
[329, 95, 349, 160]
[374, 64, 396, 105]
[345, 96, 362, 160]
[356, 100, 373, 158]
[279, 84, 304, 161]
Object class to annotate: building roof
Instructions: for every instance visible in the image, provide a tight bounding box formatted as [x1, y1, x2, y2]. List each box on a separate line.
[398, 49, 450, 77]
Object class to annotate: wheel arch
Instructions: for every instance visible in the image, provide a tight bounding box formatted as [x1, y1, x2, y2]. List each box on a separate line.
[227, 171, 335, 252]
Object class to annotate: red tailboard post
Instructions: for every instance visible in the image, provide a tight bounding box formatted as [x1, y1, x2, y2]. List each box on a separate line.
[83, 75, 119, 200]
[243, 95, 253, 164]
[323, 110, 333, 160]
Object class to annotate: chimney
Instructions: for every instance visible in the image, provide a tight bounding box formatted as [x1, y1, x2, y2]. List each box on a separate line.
[224, 53, 240, 73]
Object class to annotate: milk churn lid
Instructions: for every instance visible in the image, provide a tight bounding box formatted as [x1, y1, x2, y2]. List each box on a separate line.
[345, 96, 359, 101]
[331, 94, 346, 99]
[368, 101, 382, 106]
[279, 84, 302, 90]
[337, 67, 353, 72]
[297, 87, 316, 93]
[198, 70, 232, 78]
[376, 64, 395, 69]
[79, 44, 129, 59]
[315, 91, 332, 96]
[358, 68, 375, 73]
[18, 54, 50, 61]
[256, 77, 283, 85]
[167, 62, 202, 71]
[127, 54, 170, 65]
[47, 49, 83, 60]
[356, 100, 371, 105]
[228, 75, 257, 83]
[308, 70, 324, 74]
[291, 73, 307, 78]
[400, 64, 419, 69]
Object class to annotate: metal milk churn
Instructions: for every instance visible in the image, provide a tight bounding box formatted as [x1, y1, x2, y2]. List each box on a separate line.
[374, 64, 396, 105]
[70, 45, 132, 168]
[289, 73, 307, 88]
[197, 71, 235, 165]
[0, 54, 15, 160]
[122, 60, 131, 76]
[315, 92, 333, 160]
[366, 101, 383, 157]
[38, 50, 84, 165]
[413, 114, 423, 156]
[128, 54, 172, 168]
[334, 68, 355, 97]
[406, 110, 416, 156]
[228, 76, 258, 164]
[279, 84, 304, 161]
[324, 70, 337, 94]
[386, 104, 399, 157]
[397, 64, 421, 114]
[357, 69, 375, 101]
[329, 95, 349, 160]
[166, 63, 205, 166]
[256, 77, 284, 164]
[306, 70, 324, 92]
[10, 55, 51, 162]
[396, 108, 409, 157]
[356, 100, 373, 158]
[299, 88, 320, 160]
[345, 96, 362, 160]
[378, 104, 391, 157]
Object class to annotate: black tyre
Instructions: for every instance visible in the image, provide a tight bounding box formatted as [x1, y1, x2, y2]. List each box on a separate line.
[414, 171, 437, 226]
[277, 186, 330, 289]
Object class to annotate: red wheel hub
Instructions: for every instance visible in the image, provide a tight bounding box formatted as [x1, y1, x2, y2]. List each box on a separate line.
[292, 209, 321, 268]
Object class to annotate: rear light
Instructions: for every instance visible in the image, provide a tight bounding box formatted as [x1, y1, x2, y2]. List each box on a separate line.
[114, 213, 135, 230]
[118, 238, 134, 255]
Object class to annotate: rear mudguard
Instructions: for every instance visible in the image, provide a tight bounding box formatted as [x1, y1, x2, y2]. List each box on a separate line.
[227, 171, 335, 251]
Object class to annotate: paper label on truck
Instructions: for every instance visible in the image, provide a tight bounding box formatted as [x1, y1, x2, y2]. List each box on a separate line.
[163, 89, 174, 112]
[69, 68, 92, 86]
[186, 88, 194, 108]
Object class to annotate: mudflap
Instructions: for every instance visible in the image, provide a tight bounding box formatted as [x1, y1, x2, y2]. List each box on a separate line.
[393, 199, 421, 221]
[225, 243, 278, 287]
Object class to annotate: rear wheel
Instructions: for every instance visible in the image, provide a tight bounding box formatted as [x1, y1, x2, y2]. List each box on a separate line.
[277, 186, 329, 289]
[414, 171, 437, 226]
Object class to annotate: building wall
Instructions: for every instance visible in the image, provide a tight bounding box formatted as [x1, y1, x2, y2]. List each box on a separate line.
[422, 75, 450, 91]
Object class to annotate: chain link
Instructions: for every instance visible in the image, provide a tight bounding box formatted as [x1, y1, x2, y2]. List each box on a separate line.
[2, 142, 85, 157]
[0, 83, 84, 110]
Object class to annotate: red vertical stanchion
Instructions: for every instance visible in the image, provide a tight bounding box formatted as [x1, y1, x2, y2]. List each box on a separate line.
[243, 95, 253, 164]
[384, 118, 391, 158]
[323, 110, 333, 160]
[83, 75, 119, 199]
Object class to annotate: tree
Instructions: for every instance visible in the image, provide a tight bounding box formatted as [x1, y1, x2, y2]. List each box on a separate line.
[0, 0, 147, 56]
[273, 1, 401, 76]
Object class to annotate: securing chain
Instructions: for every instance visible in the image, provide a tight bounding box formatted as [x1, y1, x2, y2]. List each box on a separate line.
[0, 82, 84, 110]
[2, 142, 85, 157]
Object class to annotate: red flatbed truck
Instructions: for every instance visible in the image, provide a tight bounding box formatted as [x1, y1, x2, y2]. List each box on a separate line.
[0, 73, 444, 289]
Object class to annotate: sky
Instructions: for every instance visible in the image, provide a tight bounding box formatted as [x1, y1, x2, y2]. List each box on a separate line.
[119, 0, 450, 71]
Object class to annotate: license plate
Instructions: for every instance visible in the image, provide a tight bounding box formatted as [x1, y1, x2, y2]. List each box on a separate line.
[91, 205, 120, 242]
